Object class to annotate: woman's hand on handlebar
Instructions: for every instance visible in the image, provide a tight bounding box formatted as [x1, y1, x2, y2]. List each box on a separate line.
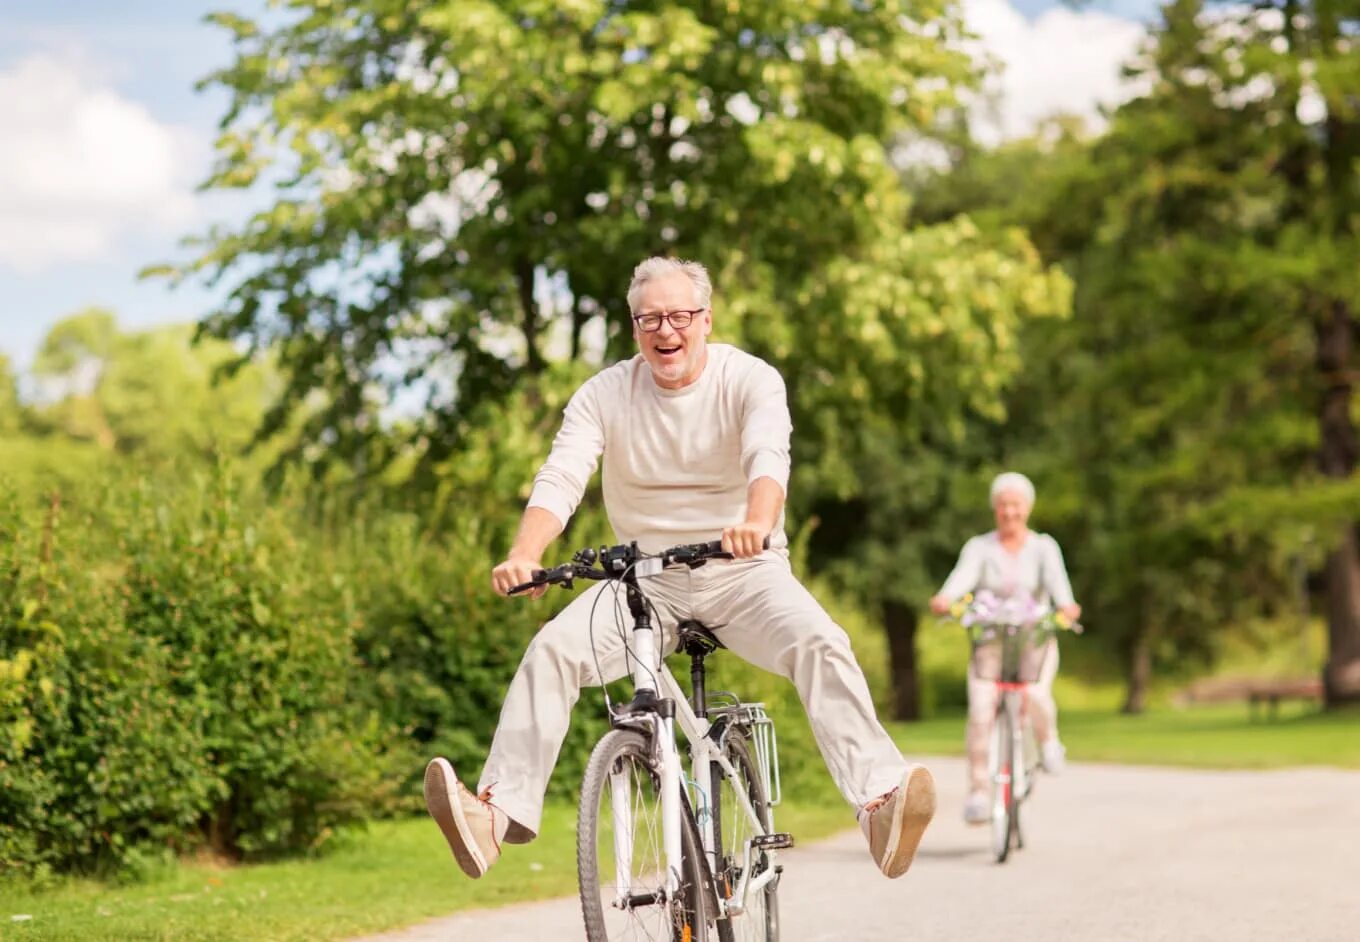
[721, 523, 769, 559]
[493, 555, 547, 599]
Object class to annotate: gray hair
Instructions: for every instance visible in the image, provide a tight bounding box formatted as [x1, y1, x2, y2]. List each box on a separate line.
[626, 256, 713, 314]
[990, 471, 1036, 507]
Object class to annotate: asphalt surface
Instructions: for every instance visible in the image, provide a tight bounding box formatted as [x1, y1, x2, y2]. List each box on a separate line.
[351, 756, 1359, 941]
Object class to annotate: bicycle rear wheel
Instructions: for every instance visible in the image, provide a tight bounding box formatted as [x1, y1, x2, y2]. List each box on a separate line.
[712, 731, 779, 942]
[579, 729, 711, 941]
[989, 707, 1014, 864]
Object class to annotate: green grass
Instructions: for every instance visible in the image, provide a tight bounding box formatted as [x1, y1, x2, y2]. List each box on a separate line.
[889, 702, 1360, 770]
[0, 798, 853, 942]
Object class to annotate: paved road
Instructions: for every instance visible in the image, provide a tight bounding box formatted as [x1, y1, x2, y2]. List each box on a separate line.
[353, 757, 1359, 941]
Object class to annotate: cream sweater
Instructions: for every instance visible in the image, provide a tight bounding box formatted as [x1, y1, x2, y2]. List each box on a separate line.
[527, 344, 792, 552]
[938, 531, 1076, 607]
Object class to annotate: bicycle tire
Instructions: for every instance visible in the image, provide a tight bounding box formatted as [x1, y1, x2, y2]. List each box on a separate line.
[712, 731, 779, 942]
[578, 728, 712, 941]
[990, 707, 1013, 864]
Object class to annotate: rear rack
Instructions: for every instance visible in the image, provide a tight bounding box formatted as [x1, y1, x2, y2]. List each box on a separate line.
[707, 697, 782, 808]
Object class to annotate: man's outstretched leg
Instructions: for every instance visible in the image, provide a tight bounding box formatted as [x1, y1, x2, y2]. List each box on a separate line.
[424, 578, 682, 877]
[696, 556, 936, 877]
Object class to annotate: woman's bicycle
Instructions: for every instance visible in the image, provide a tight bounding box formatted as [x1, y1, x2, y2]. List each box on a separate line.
[952, 591, 1079, 864]
[511, 538, 789, 942]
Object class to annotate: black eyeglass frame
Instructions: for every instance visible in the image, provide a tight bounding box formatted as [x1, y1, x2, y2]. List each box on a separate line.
[630, 307, 708, 332]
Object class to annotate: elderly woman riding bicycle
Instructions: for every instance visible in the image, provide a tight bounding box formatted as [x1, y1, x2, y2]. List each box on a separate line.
[929, 472, 1082, 826]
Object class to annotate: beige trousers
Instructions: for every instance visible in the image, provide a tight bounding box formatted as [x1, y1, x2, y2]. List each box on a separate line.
[478, 552, 910, 837]
[965, 638, 1060, 794]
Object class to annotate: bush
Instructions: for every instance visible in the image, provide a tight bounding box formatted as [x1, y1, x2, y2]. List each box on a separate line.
[340, 504, 618, 810]
[114, 470, 394, 857]
[0, 489, 215, 876]
[0, 442, 899, 878]
[0, 467, 394, 877]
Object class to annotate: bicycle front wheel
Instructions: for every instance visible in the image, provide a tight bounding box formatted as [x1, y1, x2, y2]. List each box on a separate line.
[989, 707, 1014, 864]
[713, 731, 779, 942]
[579, 729, 711, 941]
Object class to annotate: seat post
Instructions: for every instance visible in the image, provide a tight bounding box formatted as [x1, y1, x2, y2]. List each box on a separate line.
[677, 620, 721, 719]
[690, 650, 708, 720]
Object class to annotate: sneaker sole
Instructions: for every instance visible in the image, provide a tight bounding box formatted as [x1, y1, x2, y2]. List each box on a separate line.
[881, 765, 936, 878]
[424, 758, 488, 879]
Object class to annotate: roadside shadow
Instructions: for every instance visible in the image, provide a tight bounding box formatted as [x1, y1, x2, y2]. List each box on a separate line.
[914, 845, 991, 861]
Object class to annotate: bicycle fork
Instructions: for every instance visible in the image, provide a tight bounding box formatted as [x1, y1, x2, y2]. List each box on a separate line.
[610, 585, 686, 910]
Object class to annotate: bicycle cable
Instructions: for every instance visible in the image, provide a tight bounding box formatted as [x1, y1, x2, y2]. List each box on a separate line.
[586, 580, 615, 716]
[618, 557, 666, 695]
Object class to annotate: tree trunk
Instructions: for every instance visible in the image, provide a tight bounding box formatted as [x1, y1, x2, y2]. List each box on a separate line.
[1123, 628, 1152, 715]
[1323, 526, 1360, 705]
[1317, 300, 1360, 706]
[882, 599, 920, 721]
[515, 257, 545, 374]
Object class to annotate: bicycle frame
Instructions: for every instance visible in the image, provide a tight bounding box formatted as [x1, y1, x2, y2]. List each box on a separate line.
[976, 623, 1048, 862]
[611, 576, 780, 922]
[991, 681, 1034, 808]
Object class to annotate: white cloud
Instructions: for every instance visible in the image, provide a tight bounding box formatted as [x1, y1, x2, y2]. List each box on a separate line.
[964, 0, 1149, 145]
[0, 52, 203, 274]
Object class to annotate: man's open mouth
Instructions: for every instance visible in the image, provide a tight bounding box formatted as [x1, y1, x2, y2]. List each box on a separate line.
[655, 345, 682, 356]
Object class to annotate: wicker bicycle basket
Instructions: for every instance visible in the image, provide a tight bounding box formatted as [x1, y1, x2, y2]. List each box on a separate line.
[969, 623, 1054, 684]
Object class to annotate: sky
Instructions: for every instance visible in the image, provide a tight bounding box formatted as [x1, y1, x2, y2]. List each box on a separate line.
[0, 0, 1162, 373]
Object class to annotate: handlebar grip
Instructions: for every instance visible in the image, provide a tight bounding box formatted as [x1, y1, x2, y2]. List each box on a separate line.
[507, 567, 552, 596]
[696, 536, 773, 555]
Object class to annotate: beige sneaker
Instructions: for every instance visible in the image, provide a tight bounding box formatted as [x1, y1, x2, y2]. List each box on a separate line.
[858, 765, 936, 878]
[424, 757, 509, 879]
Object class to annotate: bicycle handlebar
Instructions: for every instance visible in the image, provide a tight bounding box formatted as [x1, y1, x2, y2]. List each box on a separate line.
[508, 537, 770, 596]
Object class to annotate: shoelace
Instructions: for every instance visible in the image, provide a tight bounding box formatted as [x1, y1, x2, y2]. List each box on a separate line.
[858, 785, 899, 823]
[469, 780, 506, 852]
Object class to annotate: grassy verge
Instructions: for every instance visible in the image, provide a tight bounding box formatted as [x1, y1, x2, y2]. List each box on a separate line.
[890, 702, 1360, 770]
[0, 798, 852, 942]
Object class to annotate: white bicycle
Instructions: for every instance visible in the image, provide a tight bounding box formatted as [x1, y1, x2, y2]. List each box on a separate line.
[512, 539, 789, 942]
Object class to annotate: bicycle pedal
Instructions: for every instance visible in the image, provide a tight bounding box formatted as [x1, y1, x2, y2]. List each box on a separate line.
[752, 832, 794, 850]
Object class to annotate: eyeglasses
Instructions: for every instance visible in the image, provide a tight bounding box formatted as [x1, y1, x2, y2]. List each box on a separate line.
[631, 308, 706, 332]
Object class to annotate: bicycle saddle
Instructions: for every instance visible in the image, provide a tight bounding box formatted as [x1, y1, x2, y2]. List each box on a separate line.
[676, 619, 725, 655]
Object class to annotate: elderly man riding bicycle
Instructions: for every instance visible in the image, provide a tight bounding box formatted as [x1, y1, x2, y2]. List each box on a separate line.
[423, 255, 936, 883]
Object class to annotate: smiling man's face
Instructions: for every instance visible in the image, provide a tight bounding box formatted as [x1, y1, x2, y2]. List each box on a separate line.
[631, 270, 713, 389]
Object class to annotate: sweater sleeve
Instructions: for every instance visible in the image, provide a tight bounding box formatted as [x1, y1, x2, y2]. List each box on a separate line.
[525, 379, 606, 528]
[938, 536, 986, 601]
[739, 361, 792, 493]
[1042, 535, 1077, 608]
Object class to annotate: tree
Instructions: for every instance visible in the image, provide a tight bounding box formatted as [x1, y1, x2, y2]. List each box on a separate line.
[160, 0, 1006, 478]
[162, 1, 1073, 720]
[30, 308, 120, 449]
[912, 0, 1360, 710]
[0, 354, 22, 436]
[770, 220, 1071, 718]
[28, 310, 278, 463]
[1082, 0, 1360, 708]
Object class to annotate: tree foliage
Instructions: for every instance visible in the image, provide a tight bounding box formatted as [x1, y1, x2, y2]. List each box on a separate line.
[159, 0, 1056, 480]
[25, 310, 279, 463]
[0, 355, 22, 436]
[913, 0, 1360, 709]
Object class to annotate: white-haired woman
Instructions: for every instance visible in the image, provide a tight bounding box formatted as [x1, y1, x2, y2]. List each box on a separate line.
[928, 472, 1082, 825]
